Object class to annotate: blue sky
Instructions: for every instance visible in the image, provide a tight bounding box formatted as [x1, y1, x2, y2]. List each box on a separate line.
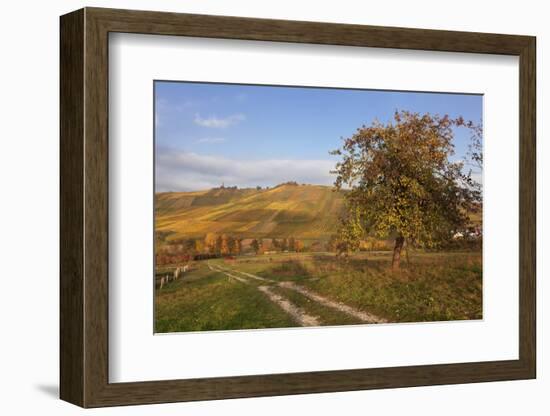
[155, 81, 482, 192]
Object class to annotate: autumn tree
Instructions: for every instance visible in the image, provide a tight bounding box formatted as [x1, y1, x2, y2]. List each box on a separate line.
[326, 235, 337, 252]
[251, 238, 261, 255]
[325, 216, 362, 258]
[281, 238, 288, 251]
[195, 239, 205, 254]
[288, 236, 296, 252]
[466, 121, 483, 171]
[334, 207, 363, 257]
[220, 234, 230, 256]
[204, 233, 218, 254]
[227, 235, 237, 255]
[331, 111, 481, 269]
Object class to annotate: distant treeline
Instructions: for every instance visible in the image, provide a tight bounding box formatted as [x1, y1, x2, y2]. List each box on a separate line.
[210, 181, 303, 191]
[155, 229, 481, 266]
[155, 232, 307, 266]
[155, 230, 402, 266]
[249, 237, 305, 254]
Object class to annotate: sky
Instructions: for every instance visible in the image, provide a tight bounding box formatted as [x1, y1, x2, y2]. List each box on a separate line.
[155, 81, 483, 192]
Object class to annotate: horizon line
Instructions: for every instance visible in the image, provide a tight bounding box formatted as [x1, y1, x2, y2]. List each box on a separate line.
[155, 182, 337, 194]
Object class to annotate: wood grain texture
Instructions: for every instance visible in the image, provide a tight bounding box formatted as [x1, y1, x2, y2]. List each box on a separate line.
[83, 10, 110, 406]
[518, 38, 537, 375]
[89, 7, 532, 54]
[59, 7, 537, 408]
[59, 8, 84, 407]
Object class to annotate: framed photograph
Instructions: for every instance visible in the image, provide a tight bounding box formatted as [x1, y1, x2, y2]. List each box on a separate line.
[60, 7, 536, 407]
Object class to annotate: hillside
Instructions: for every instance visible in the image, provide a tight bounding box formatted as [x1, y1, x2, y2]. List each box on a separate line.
[155, 184, 345, 242]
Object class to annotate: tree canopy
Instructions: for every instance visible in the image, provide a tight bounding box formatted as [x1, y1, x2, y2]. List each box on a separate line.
[331, 110, 482, 269]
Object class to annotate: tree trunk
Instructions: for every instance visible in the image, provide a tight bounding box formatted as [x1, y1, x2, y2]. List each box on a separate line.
[392, 235, 405, 270]
[404, 238, 410, 265]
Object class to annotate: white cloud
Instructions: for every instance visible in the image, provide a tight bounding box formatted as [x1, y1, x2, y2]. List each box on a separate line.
[155, 149, 336, 192]
[194, 113, 245, 128]
[196, 137, 226, 144]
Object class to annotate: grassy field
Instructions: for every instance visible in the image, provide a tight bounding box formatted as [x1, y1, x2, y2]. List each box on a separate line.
[155, 184, 344, 241]
[155, 266, 296, 332]
[155, 250, 482, 333]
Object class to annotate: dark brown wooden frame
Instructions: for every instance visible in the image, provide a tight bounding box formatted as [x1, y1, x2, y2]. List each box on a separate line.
[60, 7, 536, 408]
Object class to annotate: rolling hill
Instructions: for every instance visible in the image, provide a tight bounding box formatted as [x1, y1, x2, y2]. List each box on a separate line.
[155, 184, 345, 242]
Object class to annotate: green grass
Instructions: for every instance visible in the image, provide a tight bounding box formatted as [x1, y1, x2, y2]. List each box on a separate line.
[270, 285, 364, 326]
[155, 264, 296, 333]
[300, 252, 482, 322]
[155, 251, 482, 332]
[217, 251, 482, 322]
[230, 255, 314, 283]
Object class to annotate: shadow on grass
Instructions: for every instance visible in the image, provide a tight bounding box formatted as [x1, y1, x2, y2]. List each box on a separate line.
[268, 259, 312, 281]
[309, 253, 390, 275]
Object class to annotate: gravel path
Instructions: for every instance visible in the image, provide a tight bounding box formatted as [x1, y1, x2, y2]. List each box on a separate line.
[208, 264, 248, 283]
[257, 286, 320, 327]
[207, 262, 386, 326]
[209, 263, 320, 326]
[279, 281, 387, 324]
[230, 268, 386, 324]
[237, 270, 270, 282]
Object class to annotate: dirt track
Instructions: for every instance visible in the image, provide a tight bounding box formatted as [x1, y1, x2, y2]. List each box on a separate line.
[258, 285, 320, 326]
[208, 262, 386, 326]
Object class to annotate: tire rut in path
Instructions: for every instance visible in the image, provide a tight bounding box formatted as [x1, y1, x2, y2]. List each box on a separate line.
[257, 286, 320, 327]
[209, 263, 320, 327]
[229, 268, 387, 324]
[279, 281, 387, 324]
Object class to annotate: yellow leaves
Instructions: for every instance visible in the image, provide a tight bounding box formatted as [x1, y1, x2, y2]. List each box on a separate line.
[333, 110, 481, 248]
